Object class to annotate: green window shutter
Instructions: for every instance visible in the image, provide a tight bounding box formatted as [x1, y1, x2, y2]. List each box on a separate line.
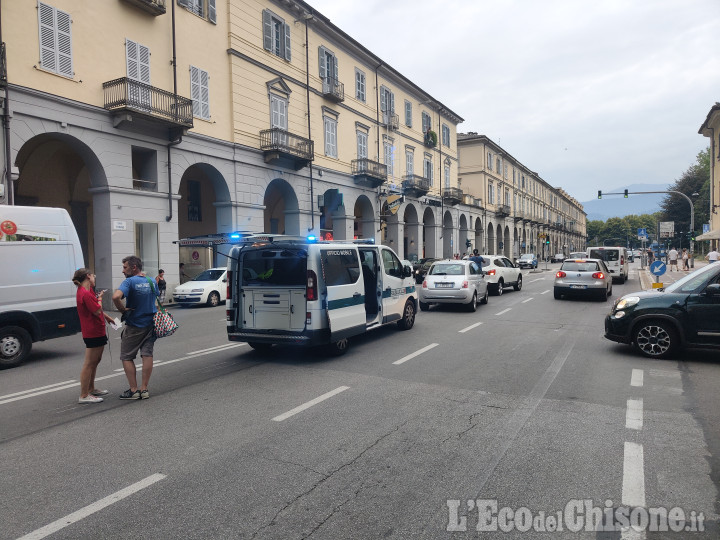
[262, 10, 272, 52]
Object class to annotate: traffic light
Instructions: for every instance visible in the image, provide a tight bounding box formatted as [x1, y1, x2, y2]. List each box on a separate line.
[465, 238, 471, 248]
[546, 238, 550, 244]
[624, 189, 628, 198]
[598, 190, 602, 199]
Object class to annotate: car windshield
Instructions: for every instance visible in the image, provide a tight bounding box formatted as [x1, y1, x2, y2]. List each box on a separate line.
[561, 262, 599, 272]
[665, 264, 720, 293]
[589, 249, 619, 261]
[429, 263, 465, 276]
[192, 269, 224, 281]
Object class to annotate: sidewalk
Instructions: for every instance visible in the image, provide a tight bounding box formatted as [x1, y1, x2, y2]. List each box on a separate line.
[638, 260, 709, 291]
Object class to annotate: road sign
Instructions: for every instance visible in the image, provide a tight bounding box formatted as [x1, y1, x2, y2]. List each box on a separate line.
[649, 260, 666, 276]
[704, 223, 710, 234]
[659, 221, 674, 239]
[637, 227, 647, 240]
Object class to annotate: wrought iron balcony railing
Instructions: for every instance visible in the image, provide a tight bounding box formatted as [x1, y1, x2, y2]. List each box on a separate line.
[121, 0, 166, 15]
[322, 78, 344, 102]
[103, 77, 193, 127]
[497, 204, 511, 217]
[442, 187, 463, 206]
[351, 158, 387, 188]
[402, 175, 431, 197]
[260, 128, 314, 169]
[382, 112, 399, 130]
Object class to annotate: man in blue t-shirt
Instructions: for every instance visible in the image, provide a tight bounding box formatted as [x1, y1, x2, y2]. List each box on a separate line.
[113, 255, 158, 400]
[469, 249, 484, 272]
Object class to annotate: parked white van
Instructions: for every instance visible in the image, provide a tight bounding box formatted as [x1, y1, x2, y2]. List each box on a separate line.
[226, 235, 417, 354]
[586, 246, 629, 283]
[0, 206, 83, 367]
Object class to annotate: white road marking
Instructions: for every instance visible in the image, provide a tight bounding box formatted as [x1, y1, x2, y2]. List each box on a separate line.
[16, 473, 166, 540]
[529, 278, 545, 283]
[540, 290, 550, 295]
[272, 386, 350, 422]
[622, 441, 646, 507]
[495, 308, 511, 316]
[521, 298, 533, 303]
[458, 322, 483, 333]
[630, 369, 643, 387]
[393, 343, 439, 365]
[625, 399, 643, 430]
[0, 380, 76, 401]
[188, 343, 242, 355]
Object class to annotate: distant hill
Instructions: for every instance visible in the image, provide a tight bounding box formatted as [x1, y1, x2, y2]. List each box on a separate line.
[581, 183, 671, 221]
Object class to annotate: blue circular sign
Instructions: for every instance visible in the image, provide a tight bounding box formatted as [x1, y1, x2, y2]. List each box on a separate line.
[649, 260, 666, 276]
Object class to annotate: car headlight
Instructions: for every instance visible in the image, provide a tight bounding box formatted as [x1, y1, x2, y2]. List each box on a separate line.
[616, 296, 640, 310]
[614, 310, 626, 319]
[191, 288, 204, 293]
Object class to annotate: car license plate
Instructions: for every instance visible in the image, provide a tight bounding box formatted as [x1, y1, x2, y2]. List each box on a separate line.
[436, 282, 453, 288]
[570, 285, 587, 289]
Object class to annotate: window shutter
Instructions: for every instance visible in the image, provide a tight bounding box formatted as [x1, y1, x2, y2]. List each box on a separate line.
[262, 10, 272, 51]
[38, 3, 57, 72]
[126, 39, 139, 80]
[332, 54, 338, 83]
[178, 0, 189, 7]
[190, 66, 200, 117]
[318, 47, 326, 80]
[208, 0, 216, 23]
[390, 91, 395, 114]
[380, 87, 387, 112]
[138, 44, 150, 83]
[200, 69, 210, 119]
[55, 8, 73, 77]
[283, 23, 291, 61]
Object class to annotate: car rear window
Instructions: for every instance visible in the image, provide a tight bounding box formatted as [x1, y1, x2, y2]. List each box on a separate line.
[429, 263, 465, 276]
[589, 249, 619, 261]
[241, 248, 307, 286]
[561, 262, 600, 272]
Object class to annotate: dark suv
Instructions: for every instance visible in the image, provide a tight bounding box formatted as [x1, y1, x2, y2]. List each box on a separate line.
[605, 263, 720, 358]
[413, 258, 438, 284]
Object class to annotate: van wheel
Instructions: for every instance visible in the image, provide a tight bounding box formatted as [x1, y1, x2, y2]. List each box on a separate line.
[419, 301, 429, 311]
[397, 300, 416, 330]
[207, 291, 220, 307]
[633, 320, 678, 359]
[513, 275, 522, 291]
[326, 338, 350, 356]
[248, 342, 272, 354]
[0, 326, 32, 369]
[466, 293, 477, 312]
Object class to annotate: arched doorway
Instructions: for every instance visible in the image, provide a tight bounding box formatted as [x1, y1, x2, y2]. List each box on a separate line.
[504, 226, 511, 257]
[319, 188, 345, 240]
[422, 207, 436, 258]
[459, 214, 469, 255]
[487, 223, 495, 255]
[442, 210, 454, 258]
[354, 195, 375, 240]
[263, 178, 300, 236]
[403, 204, 420, 261]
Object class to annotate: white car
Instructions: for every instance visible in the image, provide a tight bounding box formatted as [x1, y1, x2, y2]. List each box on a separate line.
[173, 267, 227, 307]
[478, 255, 523, 296]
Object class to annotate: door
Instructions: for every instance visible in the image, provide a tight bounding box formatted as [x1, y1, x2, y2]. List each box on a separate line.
[685, 270, 720, 344]
[270, 95, 288, 146]
[321, 248, 365, 341]
[379, 248, 406, 323]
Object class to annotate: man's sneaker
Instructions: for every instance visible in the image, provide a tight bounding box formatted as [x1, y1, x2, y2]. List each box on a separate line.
[140, 389, 150, 400]
[119, 389, 141, 400]
[90, 389, 109, 396]
[79, 395, 103, 404]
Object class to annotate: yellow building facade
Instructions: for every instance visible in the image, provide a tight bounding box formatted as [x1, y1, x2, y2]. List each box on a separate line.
[699, 103, 720, 249]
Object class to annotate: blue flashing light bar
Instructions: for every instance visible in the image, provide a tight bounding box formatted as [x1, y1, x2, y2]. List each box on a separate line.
[307, 235, 317, 242]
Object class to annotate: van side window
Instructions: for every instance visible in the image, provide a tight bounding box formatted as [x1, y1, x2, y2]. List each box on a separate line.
[321, 249, 361, 286]
[381, 249, 403, 277]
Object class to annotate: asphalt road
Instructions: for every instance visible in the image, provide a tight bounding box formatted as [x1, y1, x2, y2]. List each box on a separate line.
[1, 262, 718, 539]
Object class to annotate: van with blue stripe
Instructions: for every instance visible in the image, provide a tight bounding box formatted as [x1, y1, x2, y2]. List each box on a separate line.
[226, 235, 417, 354]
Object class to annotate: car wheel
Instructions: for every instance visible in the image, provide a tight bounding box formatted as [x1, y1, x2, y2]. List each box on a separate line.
[397, 300, 416, 330]
[419, 301, 429, 311]
[554, 289, 562, 300]
[608, 284, 613, 297]
[207, 291, 220, 307]
[326, 338, 350, 356]
[466, 292, 477, 313]
[633, 320, 678, 359]
[0, 326, 32, 369]
[599, 287, 609, 301]
[248, 342, 273, 353]
[513, 274, 522, 291]
[495, 279, 504, 296]
[480, 288, 489, 305]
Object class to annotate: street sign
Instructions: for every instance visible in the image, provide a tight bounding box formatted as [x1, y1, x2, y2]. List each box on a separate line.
[703, 223, 710, 234]
[637, 227, 647, 240]
[649, 260, 666, 276]
[659, 221, 674, 238]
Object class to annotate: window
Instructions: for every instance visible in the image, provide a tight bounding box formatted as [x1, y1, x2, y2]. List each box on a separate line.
[355, 69, 366, 101]
[444, 164, 450, 188]
[321, 249, 361, 286]
[126, 39, 150, 109]
[132, 147, 157, 191]
[442, 124, 450, 147]
[405, 101, 413, 127]
[324, 116, 338, 158]
[136, 223, 159, 280]
[319, 46, 338, 86]
[262, 9, 290, 60]
[496, 157, 501, 174]
[423, 155, 433, 184]
[188, 180, 202, 222]
[487, 151, 493, 169]
[422, 111, 431, 133]
[381, 249, 403, 278]
[383, 138, 394, 176]
[505, 189, 510, 206]
[488, 183, 494, 205]
[380, 86, 395, 124]
[38, 2, 73, 78]
[270, 94, 287, 129]
[406, 149, 414, 176]
[178, 0, 216, 24]
[190, 66, 210, 119]
[357, 130, 368, 159]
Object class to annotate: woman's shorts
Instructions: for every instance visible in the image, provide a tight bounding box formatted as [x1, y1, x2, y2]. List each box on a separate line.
[83, 335, 108, 348]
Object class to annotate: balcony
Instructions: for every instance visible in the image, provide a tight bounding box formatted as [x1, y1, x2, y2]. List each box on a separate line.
[496, 204, 511, 218]
[514, 210, 525, 222]
[402, 175, 431, 197]
[260, 128, 314, 170]
[382, 112, 399, 130]
[103, 77, 193, 136]
[442, 187, 463, 206]
[322, 78, 344, 103]
[351, 158, 387, 188]
[121, 0, 166, 16]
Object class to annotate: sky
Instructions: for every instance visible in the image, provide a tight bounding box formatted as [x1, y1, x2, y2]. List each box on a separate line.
[306, 0, 720, 203]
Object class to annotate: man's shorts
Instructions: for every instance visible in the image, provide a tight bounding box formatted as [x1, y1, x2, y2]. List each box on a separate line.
[120, 325, 156, 361]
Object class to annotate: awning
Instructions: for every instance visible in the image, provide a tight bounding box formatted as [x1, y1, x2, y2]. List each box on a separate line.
[696, 228, 720, 241]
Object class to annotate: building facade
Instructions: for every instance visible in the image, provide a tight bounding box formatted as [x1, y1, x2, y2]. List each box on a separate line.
[699, 103, 719, 249]
[457, 133, 586, 259]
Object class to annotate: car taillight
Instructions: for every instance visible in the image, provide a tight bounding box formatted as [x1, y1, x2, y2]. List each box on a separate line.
[462, 280, 469, 288]
[226, 270, 232, 301]
[620, 256, 624, 265]
[556, 271, 566, 278]
[592, 272, 605, 279]
[422, 280, 428, 288]
[306, 270, 318, 301]
[487, 269, 496, 275]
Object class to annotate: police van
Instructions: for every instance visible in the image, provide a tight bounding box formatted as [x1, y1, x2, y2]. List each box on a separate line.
[225, 235, 417, 354]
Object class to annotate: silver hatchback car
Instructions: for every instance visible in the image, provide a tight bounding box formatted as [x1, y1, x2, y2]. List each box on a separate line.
[419, 259, 489, 312]
[554, 258, 613, 301]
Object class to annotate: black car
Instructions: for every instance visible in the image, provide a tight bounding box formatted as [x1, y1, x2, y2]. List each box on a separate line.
[605, 263, 720, 358]
[413, 258, 438, 284]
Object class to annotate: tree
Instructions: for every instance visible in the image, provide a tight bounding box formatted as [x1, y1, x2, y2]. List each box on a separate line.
[659, 148, 710, 237]
[585, 213, 659, 247]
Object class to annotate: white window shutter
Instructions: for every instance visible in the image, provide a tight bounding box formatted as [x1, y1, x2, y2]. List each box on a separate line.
[200, 69, 210, 119]
[262, 10, 272, 51]
[138, 44, 150, 83]
[318, 47, 326, 80]
[126, 39, 139, 80]
[208, 0, 216, 24]
[283, 23, 291, 61]
[38, 3, 57, 72]
[178, 0, 189, 7]
[55, 8, 72, 77]
[190, 66, 200, 117]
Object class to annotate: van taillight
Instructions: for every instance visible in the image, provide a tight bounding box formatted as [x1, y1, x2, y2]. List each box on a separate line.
[306, 270, 318, 301]
[620, 256, 624, 265]
[226, 270, 232, 301]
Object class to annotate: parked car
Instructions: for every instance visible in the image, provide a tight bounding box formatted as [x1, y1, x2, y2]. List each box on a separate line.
[554, 258, 613, 300]
[517, 253, 538, 269]
[173, 268, 227, 307]
[605, 262, 720, 358]
[414, 258, 438, 284]
[419, 259, 489, 312]
[478, 255, 523, 296]
[587, 246, 629, 283]
[551, 253, 566, 263]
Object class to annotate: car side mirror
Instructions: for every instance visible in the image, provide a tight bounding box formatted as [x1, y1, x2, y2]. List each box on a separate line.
[705, 283, 720, 296]
[222, 278, 227, 282]
[403, 266, 412, 278]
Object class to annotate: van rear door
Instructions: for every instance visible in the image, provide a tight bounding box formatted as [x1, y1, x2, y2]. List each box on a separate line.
[320, 248, 365, 340]
[379, 248, 406, 323]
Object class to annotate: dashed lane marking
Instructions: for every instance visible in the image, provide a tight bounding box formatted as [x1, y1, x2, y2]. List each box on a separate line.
[625, 399, 643, 430]
[393, 343, 440, 365]
[521, 298, 533, 303]
[541, 290, 550, 294]
[495, 308, 512, 316]
[458, 322, 483, 333]
[272, 386, 350, 422]
[630, 369, 643, 387]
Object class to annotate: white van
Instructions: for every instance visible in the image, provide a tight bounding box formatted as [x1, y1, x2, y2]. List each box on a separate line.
[226, 235, 417, 354]
[0, 206, 84, 367]
[586, 246, 629, 283]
